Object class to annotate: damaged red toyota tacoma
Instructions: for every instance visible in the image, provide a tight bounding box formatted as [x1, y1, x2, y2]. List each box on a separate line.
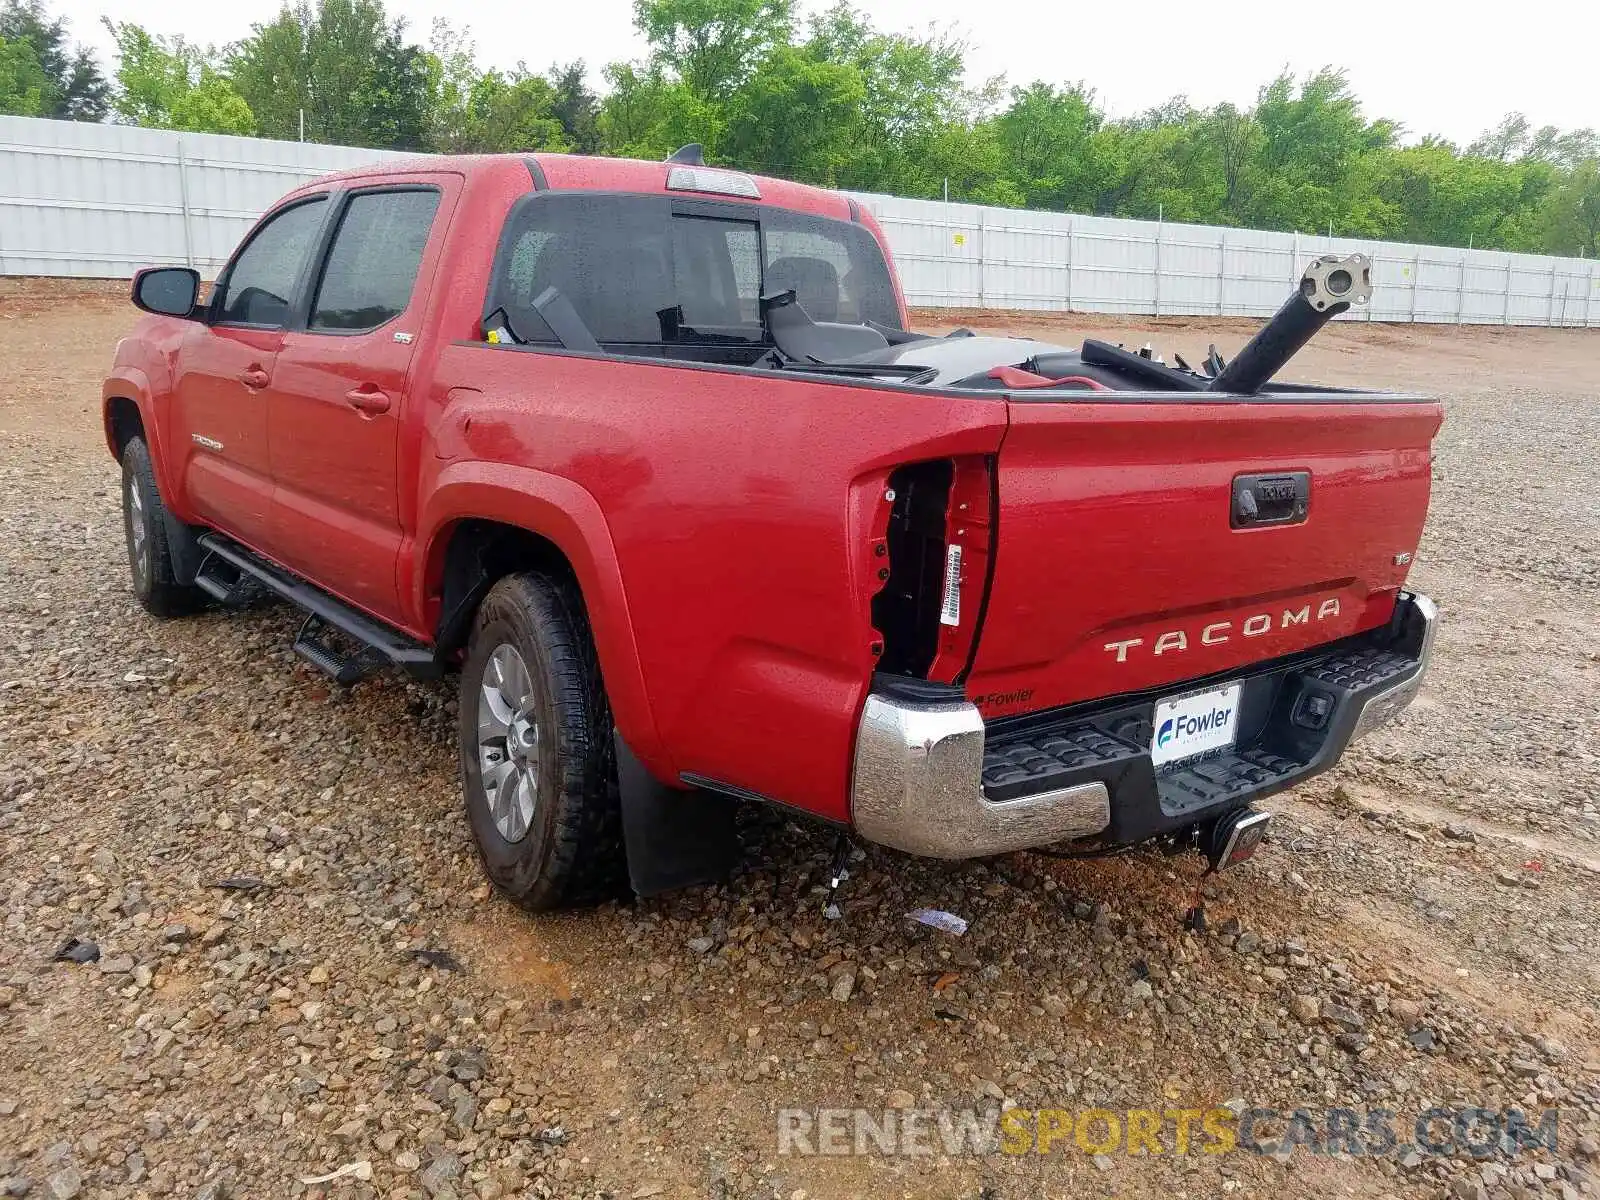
[103, 150, 1441, 909]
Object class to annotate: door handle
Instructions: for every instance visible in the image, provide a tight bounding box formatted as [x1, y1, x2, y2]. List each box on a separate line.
[344, 386, 391, 415]
[239, 367, 270, 390]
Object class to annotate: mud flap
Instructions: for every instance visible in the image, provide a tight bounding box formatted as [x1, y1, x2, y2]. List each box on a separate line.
[160, 507, 208, 586]
[615, 736, 740, 898]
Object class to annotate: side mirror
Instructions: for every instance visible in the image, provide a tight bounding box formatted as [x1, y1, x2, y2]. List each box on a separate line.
[132, 267, 201, 318]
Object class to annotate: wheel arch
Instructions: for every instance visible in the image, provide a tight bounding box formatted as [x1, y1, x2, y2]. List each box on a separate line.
[102, 367, 156, 460]
[417, 463, 671, 780]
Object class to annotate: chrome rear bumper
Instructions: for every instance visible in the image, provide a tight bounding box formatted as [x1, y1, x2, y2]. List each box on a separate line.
[850, 591, 1436, 861]
[850, 691, 1111, 859]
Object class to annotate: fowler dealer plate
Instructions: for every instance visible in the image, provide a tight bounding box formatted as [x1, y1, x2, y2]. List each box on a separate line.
[1151, 682, 1241, 768]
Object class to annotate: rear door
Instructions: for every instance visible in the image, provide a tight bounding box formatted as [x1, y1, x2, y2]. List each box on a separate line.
[965, 396, 1442, 718]
[266, 178, 455, 623]
[170, 195, 330, 548]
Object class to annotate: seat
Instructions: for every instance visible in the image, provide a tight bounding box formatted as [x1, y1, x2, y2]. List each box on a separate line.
[766, 256, 841, 322]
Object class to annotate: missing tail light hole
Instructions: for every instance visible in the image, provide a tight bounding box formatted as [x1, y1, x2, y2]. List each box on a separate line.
[870, 460, 954, 678]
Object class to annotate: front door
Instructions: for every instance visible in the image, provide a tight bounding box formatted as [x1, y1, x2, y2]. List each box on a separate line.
[171, 195, 330, 550]
[267, 181, 453, 624]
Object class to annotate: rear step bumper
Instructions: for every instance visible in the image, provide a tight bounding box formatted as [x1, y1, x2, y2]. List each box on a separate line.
[850, 591, 1436, 859]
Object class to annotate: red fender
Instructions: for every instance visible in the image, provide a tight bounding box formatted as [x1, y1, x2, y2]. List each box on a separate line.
[414, 460, 671, 782]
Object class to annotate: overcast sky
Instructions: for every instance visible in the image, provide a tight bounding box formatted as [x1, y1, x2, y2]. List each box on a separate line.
[57, 0, 1600, 146]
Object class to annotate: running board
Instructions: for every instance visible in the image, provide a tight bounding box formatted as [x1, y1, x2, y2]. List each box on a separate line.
[196, 534, 441, 680]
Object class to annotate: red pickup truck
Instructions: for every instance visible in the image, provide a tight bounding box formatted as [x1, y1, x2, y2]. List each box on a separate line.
[104, 150, 1441, 909]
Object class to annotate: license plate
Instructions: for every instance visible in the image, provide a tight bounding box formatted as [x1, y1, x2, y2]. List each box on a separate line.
[1151, 682, 1241, 767]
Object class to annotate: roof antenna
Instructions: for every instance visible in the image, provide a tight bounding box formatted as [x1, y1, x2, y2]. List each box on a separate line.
[665, 143, 705, 165]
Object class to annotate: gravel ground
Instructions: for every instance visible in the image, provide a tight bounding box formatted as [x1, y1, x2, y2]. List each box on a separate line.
[1, 288, 1598, 1200]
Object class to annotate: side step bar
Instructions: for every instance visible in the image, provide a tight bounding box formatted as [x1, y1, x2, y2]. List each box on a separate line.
[195, 533, 441, 682]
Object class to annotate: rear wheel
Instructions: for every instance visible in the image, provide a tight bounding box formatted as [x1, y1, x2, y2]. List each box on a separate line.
[121, 437, 203, 618]
[458, 572, 625, 910]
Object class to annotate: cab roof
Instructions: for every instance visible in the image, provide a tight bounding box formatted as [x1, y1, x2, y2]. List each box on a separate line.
[311, 152, 856, 222]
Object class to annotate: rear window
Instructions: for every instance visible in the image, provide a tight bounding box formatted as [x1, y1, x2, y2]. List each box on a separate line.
[484, 193, 898, 347]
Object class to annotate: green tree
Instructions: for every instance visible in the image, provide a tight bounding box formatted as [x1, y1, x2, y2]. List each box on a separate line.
[229, 0, 432, 149]
[993, 82, 1105, 211]
[632, 0, 793, 100]
[433, 66, 569, 154]
[721, 43, 862, 181]
[1199, 102, 1260, 221]
[0, 33, 48, 114]
[1244, 68, 1395, 233]
[596, 61, 719, 160]
[547, 61, 600, 153]
[103, 21, 254, 134]
[0, 0, 107, 119]
[1541, 157, 1600, 257]
[802, 3, 984, 197]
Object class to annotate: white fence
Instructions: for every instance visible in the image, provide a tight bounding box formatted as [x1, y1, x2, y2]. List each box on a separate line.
[3, 114, 1597, 326]
[850, 193, 1600, 327]
[0, 116, 410, 277]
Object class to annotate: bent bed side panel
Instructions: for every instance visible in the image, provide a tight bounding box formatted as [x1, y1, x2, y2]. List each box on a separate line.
[425, 343, 1008, 821]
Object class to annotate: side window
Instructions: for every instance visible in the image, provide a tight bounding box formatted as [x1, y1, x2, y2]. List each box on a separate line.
[310, 189, 442, 332]
[213, 197, 328, 327]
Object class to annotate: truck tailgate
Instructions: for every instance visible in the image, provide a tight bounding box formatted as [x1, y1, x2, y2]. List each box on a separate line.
[965, 397, 1443, 718]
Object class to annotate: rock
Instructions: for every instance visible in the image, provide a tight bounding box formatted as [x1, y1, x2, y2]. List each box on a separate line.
[1128, 980, 1153, 1001]
[885, 1090, 916, 1109]
[1576, 1134, 1599, 1160]
[1322, 1002, 1364, 1032]
[1092, 1155, 1114, 1171]
[1290, 995, 1320, 1024]
[97, 955, 134, 975]
[687, 937, 715, 954]
[1389, 997, 1422, 1028]
[44, 1169, 80, 1200]
[1494, 868, 1521, 887]
[829, 964, 857, 1003]
[1407, 1027, 1436, 1051]
[0, 1177, 30, 1197]
[50, 940, 98, 965]
[1399, 1148, 1424, 1171]
[161, 925, 193, 944]
[1261, 966, 1287, 983]
[632, 1185, 666, 1199]
[1235, 931, 1261, 954]
[194, 1181, 229, 1200]
[307, 964, 330, 985]
[419, 1153, 462, 1197]
[1450, 1176, 1487, 1200]
[1443, 824, 1477, 843]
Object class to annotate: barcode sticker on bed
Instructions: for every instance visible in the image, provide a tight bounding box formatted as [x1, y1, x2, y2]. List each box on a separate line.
[940, 544, 962, 626]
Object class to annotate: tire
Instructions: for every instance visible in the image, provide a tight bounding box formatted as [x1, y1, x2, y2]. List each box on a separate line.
[458, 571, 626, 910]
[121, 437, 204, 618]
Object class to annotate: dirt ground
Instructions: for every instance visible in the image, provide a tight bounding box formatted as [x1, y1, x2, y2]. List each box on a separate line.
[1, 287, 1598, 1200]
